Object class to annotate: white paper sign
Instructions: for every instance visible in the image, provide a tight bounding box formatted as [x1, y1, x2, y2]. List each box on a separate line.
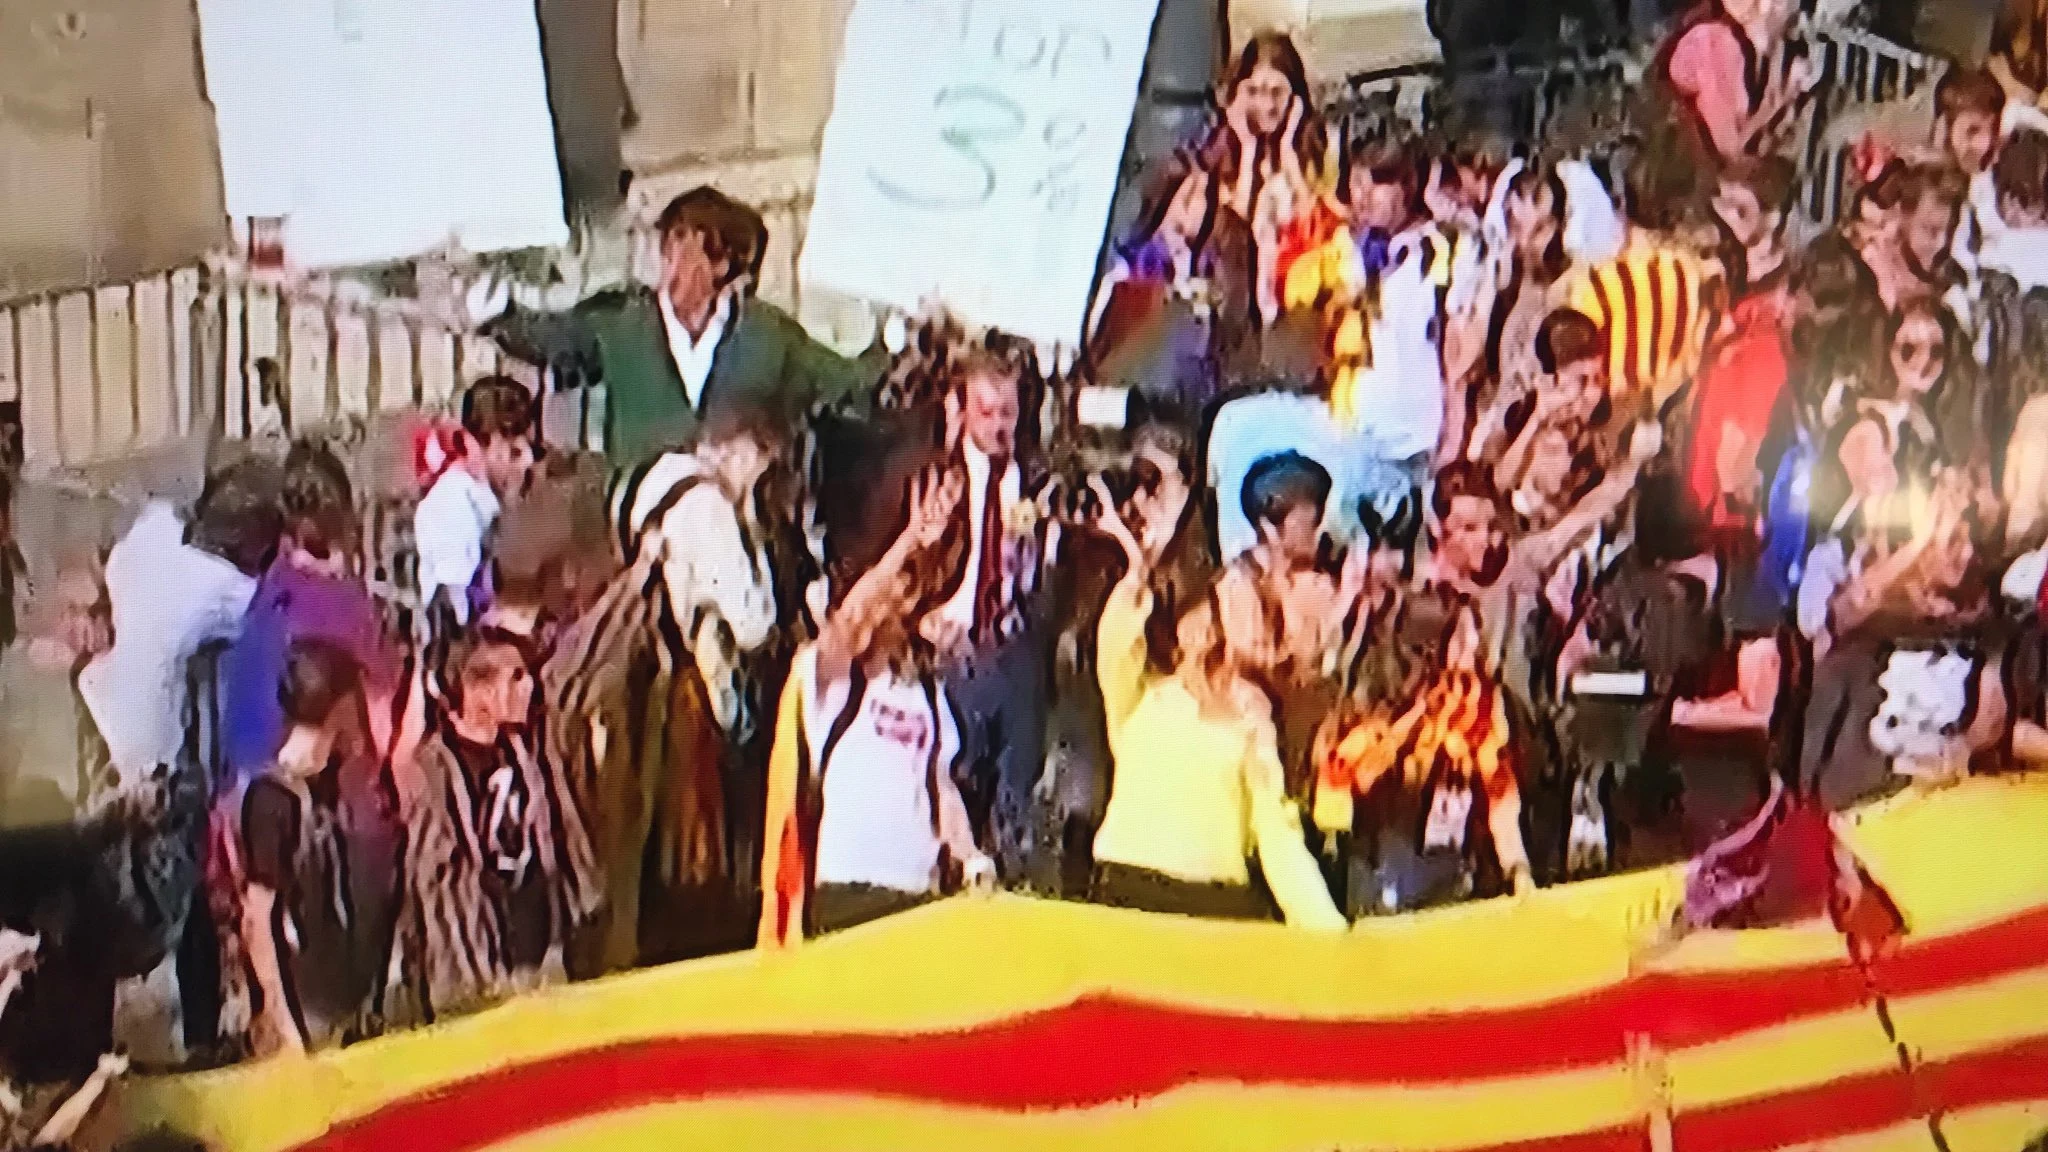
[196, 0, 569, 269]
[800, 0, 1161, 345]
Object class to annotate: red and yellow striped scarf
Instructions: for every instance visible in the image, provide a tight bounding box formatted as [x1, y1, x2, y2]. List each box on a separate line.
[1313, 668, 1516, 834]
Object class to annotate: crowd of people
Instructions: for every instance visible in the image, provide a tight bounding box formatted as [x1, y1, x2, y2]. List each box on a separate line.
[7, 0, 2048, 1135]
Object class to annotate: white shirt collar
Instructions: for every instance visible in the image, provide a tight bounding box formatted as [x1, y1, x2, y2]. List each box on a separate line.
[659, 289, 732, 408]
[441, 464, 501, 521]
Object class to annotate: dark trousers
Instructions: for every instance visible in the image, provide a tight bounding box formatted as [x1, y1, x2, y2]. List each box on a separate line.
[945, 631, 1048, 886]
[1089, 862, 1278, 923]
[810, 884, 932, 937]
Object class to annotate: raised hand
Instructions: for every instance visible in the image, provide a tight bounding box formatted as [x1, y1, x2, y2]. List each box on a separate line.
[1091, 476, 1145, 570]
[906, 467, 964, 553]
[1629, 420, 1666, 466]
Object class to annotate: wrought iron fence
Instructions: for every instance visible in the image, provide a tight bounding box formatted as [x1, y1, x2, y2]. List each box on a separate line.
[1325, 23, 1945, 226]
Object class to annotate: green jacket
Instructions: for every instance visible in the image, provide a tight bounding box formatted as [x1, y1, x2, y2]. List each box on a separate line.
[491, 287, 882, 475]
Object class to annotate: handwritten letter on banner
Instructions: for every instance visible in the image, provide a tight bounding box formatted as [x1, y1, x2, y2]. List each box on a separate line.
[800, 0, 1163, 346]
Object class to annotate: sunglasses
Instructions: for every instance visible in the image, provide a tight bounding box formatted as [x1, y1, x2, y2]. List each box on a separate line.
[1893, 338, 1945, 363]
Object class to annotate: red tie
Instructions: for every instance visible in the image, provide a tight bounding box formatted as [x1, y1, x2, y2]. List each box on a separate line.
[973, 455, 1009, 639]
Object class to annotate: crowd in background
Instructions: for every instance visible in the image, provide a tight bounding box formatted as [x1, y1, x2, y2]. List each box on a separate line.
[9, 0, 2048, 1139]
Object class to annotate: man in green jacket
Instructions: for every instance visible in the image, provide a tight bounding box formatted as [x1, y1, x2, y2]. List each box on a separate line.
[480, 186, 882, 478]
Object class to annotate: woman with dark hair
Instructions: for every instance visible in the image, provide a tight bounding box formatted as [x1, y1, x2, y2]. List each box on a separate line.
[757, 467, 993, 946]
[1820, 301, 1961, 517]
[1468, 162, 1577, 464]
[1090, 150, 1258, 421]
[1206, 32, 1330, 228]
[1087, 466, 1342, 928]
[1037, 424, 1213, 897]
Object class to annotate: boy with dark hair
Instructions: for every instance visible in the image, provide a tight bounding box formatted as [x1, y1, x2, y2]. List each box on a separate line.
[218, 440, 406, 1053]
[415, 376, 537, 636]
[1937, 67, 2008, 182]
[1935, 67, 2009, 264]
[1220, 453, 1342, 671]
[220, 639, 375, 1057]
[1982, 129, 2048, 291]
[476, 185, 881, 477]
[1710, 155, 1799, 296]
[402, 627, 565, 1015]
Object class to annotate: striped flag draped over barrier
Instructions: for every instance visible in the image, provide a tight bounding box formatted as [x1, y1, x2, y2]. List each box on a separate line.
[122, 772, 2048, 1152]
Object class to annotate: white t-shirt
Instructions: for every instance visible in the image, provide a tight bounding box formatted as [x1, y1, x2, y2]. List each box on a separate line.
[806, 662, 958, 894]
[79, 502, 256, 777]
[1980, 225, 2048, 294]
[1344, 223, 1448, 461]
[414, 467, 501, 626]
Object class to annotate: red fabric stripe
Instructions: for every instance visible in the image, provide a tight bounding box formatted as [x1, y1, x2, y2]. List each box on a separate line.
[294, 1028, 2048, 1152]
[284, 906, 2048, 1152]
[1646, 254, 1668, 384]
[1616, 260, 1644, 395]
[1671, 260, 1694, 381]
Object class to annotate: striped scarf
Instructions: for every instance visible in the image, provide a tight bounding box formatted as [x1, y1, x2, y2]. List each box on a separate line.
[1313, 668, 1516, 837]
[1570, 242, 1720, 406]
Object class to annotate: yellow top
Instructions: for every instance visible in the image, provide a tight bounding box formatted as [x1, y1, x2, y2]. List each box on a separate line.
[1090, 579, 1346, 930]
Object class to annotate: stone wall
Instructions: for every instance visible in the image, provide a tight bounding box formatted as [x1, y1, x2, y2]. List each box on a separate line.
[0, 0, 859, 307]
[0, 0, 228, 301]
[615, 0, 856, 316]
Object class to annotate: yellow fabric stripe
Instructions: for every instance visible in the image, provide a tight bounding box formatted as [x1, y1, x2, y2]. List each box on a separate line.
[1835, 773, 2048, 938]
[1668, 968, 2048, 1113]
[1568, 247, 1711, 406]
[1818, 1103, 2048, 1152]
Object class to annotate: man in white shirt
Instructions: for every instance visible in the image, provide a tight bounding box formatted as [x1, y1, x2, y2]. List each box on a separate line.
[71, 457, 282, 1065]
[476, 185, 880, 478]
[1339, 150, 1454, 524]
[414, 376, 538, 638]
[920, 349, 1051, 887]
[81, 474, 278, 782]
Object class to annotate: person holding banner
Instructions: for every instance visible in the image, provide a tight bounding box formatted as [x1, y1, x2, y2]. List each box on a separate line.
[476, 186, 883, 476]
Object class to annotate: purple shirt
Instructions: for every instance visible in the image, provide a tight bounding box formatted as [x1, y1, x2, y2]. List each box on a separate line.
[221, 561, 396, 781]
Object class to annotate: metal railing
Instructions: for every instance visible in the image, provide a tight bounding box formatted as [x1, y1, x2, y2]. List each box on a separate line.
[1325, 23, 1945, 227]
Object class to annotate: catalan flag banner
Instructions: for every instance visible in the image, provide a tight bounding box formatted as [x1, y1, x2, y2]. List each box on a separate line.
[126, 775, 2048, 1152]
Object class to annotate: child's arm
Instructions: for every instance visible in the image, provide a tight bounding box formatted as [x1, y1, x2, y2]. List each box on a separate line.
[241, 884, 305, 1056]
[32, 1052, 128, 1147]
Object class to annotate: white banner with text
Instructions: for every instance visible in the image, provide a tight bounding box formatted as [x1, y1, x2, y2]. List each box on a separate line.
[800, 0, 1161, 346]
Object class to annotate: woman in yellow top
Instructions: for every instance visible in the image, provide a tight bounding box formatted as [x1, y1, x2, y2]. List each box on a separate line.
[1085, 473, 1346, 931]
